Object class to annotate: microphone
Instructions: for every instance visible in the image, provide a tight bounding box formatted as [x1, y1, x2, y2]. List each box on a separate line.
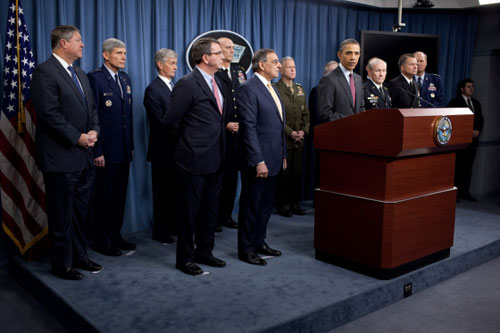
[402, 88, 436, 108]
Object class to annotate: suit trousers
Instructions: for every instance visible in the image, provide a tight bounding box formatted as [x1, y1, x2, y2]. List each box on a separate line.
[175, 170, 223, 264]
[43, 168, 95, 270]
[151, 161, 178, 237]
[92, 162, 130, 247]
[238, 167, 277, 254]
[276, 147, 303, 211]
[218, 137, 239, 225]
[455, 140, 478, 198]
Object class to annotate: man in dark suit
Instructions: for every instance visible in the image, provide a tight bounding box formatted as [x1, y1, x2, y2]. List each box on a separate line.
[166, 38, 226, 276]
[31, 25, 102, 280]
[386, 53, 420, 109]
[144, 48, 178, 244]
[237, 48, 287, 266]
[215, 36, 247, 231]
[414, 51, 443, 107]
[363, 57, 391, 110]
[88, 38, 135, 257]
[309, 61, 338, 127]
[448, 78, 484, 201]
[317, 39, 365, 123]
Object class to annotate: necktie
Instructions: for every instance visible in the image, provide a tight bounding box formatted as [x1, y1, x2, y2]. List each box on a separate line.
[115, 74, 123, 98]
[467, 98, 474, 112]
[349, 73, 356, 106]
[267, 83, 283, 120]
[379, 86, 384, 95]
[169, 80, 174, 91]
[410, 79, 415, 93]
[211, 77, 223, 114]
[418, 77, 423, 93]
[67, 65, 85, 100]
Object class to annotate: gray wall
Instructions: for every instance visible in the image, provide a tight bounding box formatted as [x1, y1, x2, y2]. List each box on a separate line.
[470, 6, 500, 198]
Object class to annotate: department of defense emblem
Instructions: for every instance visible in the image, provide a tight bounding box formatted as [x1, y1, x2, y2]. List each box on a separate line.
[433, 116, 452, 146]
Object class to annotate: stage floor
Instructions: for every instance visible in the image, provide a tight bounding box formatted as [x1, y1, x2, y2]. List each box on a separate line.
[11, 200, 500, 332]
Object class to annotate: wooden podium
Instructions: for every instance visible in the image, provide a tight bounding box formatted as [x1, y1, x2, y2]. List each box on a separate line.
[314, 108, 474, 279]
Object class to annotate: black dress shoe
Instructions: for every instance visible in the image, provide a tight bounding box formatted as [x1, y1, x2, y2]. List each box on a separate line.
[51, 267, 84, 280]
[152, 234, 175, 244]
[94, 245, 122, 256]
[222, 218, 238, 229]
[239, 252, 267, 266]
[176, 262, 203, 276]
[257, 243, 282, 257]
[291, 208, 306, 216]
[194, 255, 226, 267]
[279, 210, 293, 218]
[76, 259, 103, 272]
[117, 240, 136, 251]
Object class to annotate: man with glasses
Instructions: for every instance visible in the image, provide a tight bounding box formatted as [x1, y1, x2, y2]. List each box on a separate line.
[166, 38, 226, 276]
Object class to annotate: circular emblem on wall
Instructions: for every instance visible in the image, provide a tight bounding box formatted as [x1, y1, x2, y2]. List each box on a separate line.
[185, 30, 253, 73]
[433, 116, 452, 146]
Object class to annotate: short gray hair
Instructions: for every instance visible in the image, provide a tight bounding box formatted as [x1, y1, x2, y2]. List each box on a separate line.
[280, 56, 294, 64]
[103, 38, 126, 53]
[413, 50, 427, 60]
[154, 48, 178, 70]
[366, 57, 386, 70]
[323, 60, 338, 74]
[251, 48, 275, 73]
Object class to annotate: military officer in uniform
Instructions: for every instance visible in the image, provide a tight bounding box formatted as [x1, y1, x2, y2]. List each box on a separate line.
[88, 38, 135, 256]
[215, 36, 246, 231]
[363, 57, 391, 110]
[414, 51, 443, 107]
[274, 56, 310, 217]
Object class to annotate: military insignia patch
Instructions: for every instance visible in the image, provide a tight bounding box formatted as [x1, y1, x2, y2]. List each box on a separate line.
[105, 100, 112, 107]
[433, 116, 452, 146]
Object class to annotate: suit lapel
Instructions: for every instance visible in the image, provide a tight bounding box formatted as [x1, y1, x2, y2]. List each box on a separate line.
[102, 65, 123, 100]
[193, 67, 222, 116]
[334, 68, 354, 109]
[50, 56, 87, 108]
[255, 77, 282, 122]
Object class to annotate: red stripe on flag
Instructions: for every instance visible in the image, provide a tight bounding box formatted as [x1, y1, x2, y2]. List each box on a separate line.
[0, 171, 43, 236]
[1, 209, 26, 249]
[0, 130, 45, 210]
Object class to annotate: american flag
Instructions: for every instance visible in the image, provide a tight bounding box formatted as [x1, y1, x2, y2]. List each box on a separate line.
[0, 0, 47, 255]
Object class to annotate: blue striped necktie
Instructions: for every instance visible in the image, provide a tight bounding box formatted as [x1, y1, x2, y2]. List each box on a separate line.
[67, 65, 86, 100]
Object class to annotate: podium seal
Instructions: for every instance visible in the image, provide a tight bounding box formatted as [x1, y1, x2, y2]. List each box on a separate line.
[434, 116, 452, 145]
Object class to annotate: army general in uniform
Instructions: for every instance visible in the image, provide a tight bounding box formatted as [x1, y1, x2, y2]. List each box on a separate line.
[274, 56, 310, 217]
[88, 38, 135, 256]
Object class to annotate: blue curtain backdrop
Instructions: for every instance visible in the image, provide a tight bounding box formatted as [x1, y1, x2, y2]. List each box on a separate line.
[0, 0, 478, 260]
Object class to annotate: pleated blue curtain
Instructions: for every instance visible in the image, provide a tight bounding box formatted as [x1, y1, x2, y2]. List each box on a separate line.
[0, 0, 478, 242]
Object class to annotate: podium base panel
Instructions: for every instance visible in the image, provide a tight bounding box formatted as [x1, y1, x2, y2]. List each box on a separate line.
[315, 248, 450, 280]
[314, 188, 456, 273]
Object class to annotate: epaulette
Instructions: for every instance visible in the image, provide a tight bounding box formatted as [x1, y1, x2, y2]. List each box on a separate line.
[295, 83, 303, 87]
[89, 68, 103, 74]
[428, 73, 441, 78]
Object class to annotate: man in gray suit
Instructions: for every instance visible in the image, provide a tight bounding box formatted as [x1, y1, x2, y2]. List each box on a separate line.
[317, 39, 365, 123]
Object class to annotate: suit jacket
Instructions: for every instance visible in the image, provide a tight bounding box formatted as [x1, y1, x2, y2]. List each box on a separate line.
[237, 75, 286, 177]
[273, 79, 310, 149]
[317, 66, 365, 123]
[386, 74, 419, 108]
[415, 72, 443, 107]
[448, 96, 484, 133]
[166, 67, 225, 175]
[215, 63, 246, 125]
[87, 65, 134, 163]
[363, 79, 391, 110]
[144, 76, 175, 164]
[31, 55, 99, 172]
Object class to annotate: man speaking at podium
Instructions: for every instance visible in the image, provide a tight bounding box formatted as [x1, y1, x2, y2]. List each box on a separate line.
[317, 39, 365, 122]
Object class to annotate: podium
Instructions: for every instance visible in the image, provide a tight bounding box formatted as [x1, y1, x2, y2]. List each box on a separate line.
[314, 108, 474, 279]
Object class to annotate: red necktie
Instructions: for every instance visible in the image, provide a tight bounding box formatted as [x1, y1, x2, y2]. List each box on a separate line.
[212, 77, 222, 114]
[349, 73, 356, 106]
